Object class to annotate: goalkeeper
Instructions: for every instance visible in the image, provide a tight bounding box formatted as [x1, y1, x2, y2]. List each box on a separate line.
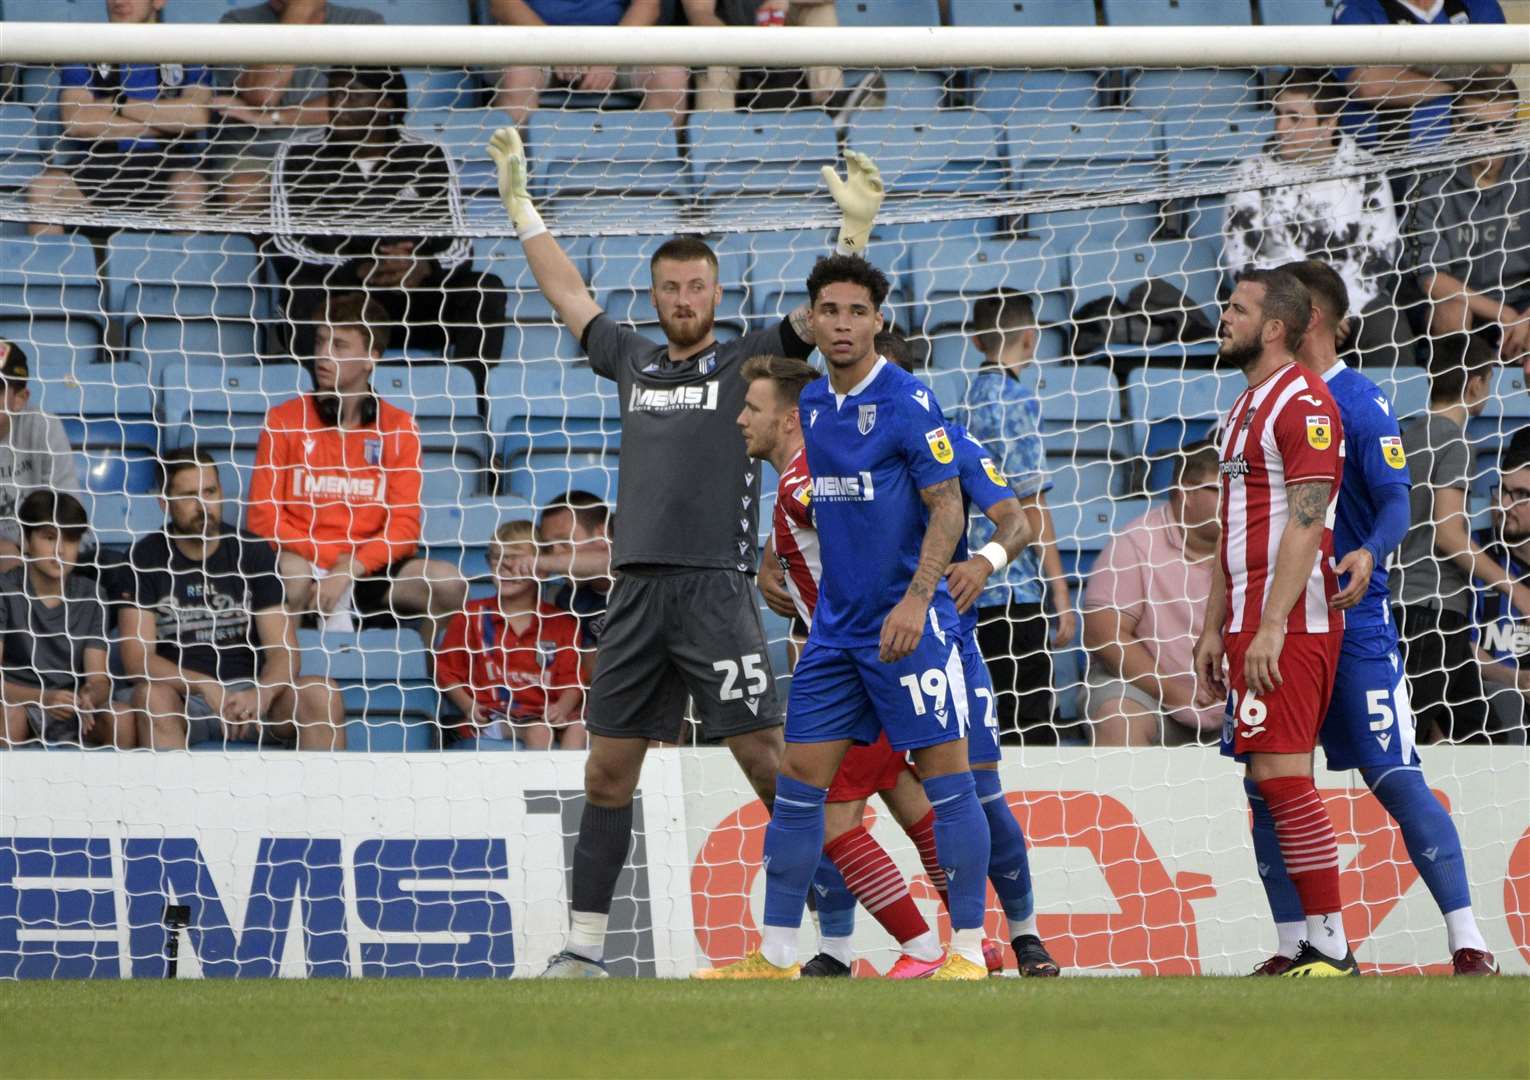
[487, 127, 883, 978]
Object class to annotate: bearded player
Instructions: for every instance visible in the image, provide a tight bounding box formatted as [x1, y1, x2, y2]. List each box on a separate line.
[1192, 267, 1357, 977]
[1233, 259, 1495, 976]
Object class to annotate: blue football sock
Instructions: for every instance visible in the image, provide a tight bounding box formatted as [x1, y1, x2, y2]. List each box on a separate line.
[1245, 777, 1305, 926]
[812, 856, 857, 940]
[922, 771, 991, 932]
[974, 769, 1034, 926]
[1361, 765, 1471, 915]
[761, 775, 828, 930]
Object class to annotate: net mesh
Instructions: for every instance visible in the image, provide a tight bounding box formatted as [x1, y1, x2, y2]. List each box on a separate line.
[0, 28, 1528, 977]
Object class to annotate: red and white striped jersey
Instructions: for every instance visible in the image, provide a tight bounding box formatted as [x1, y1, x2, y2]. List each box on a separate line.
[773, 447, 820, 626]
[1217, 362, 1345, 636]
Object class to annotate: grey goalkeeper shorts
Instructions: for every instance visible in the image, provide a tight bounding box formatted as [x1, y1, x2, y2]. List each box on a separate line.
[586, 567, 784, 742]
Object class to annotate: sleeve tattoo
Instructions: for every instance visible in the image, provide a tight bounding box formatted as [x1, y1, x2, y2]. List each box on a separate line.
[1288, 480, 1332, 528]
[908, 478, 964, 600]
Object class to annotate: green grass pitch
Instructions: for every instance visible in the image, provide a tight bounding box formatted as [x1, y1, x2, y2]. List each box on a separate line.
[2, 978, 1526, 1078]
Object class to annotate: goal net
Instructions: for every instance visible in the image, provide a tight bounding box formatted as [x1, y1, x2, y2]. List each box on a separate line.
[0, 18, 1527, 980]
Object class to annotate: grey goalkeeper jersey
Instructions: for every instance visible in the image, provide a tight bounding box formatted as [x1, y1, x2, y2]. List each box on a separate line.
[583, 314, 813, 573]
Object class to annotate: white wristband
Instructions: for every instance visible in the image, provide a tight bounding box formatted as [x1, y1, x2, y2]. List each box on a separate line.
[834, 240, 857, 257]
[513, 201, 548, 243]
[975, 541, 1010, 574]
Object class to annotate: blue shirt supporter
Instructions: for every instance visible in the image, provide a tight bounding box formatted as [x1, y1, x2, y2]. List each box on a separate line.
[1474, 528, 1529, 676]
[962, 366, 1050, 608]
[1321, 360, 1412, 628]
[799, 357, 961, 648]
[59, 62, 211, 155]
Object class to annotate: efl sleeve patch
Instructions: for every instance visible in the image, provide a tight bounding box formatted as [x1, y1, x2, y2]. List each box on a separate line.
[925, 427, 954, 464]
[1380, 435, 1407, 470]
[982, 457, 1007, 488]
[1305, 415, 1332, 451]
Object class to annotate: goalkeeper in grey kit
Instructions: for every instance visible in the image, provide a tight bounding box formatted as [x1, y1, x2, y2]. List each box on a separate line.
[486, 127, 884, 977]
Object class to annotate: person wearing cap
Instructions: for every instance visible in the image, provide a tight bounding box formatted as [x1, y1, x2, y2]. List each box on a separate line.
[0, 341, 80, 575]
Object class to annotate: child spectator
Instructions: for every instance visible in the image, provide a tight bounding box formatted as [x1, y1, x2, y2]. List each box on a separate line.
[25, 0, 213, 234]
[961, 289, 1074, 743]
[1408, 79, 1530, 360]
[0, 341, 79, 575]
[1222, 68, 1403, 369]
[119, 447, 345, 750]
[435, 519, 587, 749]
[1082, 443, 1224, 746]
[1389, 334, 1530, 743]
[0, 490, 132, 747]
[1474, 435, 1530, 741]
[536, 490, 613, 655]
[247, 291, 467, 646]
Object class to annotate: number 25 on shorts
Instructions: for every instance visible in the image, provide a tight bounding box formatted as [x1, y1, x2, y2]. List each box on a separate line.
[713, 654, 768, 701]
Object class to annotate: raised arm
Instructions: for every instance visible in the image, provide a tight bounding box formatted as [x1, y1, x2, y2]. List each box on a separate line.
[881, 477, 964, 663]
[1243, 479, 1332, 694]
[784, 152, 886, 346]
[487, 127, 602, 342]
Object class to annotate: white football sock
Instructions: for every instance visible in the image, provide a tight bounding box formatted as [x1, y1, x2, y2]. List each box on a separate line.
[1444, 906, 1486, 954]
[1305, 912, 1348, 960]
[761, 924, 798, 969]
[819, 935, 854, 966]
[565, 910, 608, 963]
[1009, 914, 1039, 940]
[1276, 920, 1304, 960]
[951, 927, 985, 968]
[902, 929, 942, 963]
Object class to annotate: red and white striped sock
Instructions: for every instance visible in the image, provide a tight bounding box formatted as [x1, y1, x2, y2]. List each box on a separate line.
[824, 826, 936, 956]
[904, 809, 949, 910]
[1258, 775, 1347, 960]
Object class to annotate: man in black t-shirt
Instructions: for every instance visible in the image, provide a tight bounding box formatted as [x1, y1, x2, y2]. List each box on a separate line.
[118, 447, 345, 750]
[488, 126, 884, 977]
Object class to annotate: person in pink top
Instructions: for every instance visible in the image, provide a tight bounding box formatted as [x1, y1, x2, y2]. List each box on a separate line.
[1082, 442, 1223, 746]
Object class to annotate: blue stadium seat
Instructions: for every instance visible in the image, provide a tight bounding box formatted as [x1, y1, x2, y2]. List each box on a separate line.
[402, 67, 485, 112]
[1467, 366, 1530, 449]
[1128, 68, 1263, 123]
[925, 368, 973, 419]
[81, 491, 165, 551]
[1125, 368, 1243, 492]
[906, 236, 1065, 336]
[0, 103, 42, 189]
[1260, 0, 1339, 24]
[405, 106, 515, 192]
[848, 109, 1002, 196]
[968, 69, 1100, 123]
[500, 322, 582, 367]
[748, 243, 907, 322]
[1047, 455, 1121, 509]
[0, 315, 104, 372]
[3, 0, 107, 19]
[688, 111, 837, 200]
[1051, 496, 1150, 579]
[127, 317, 261, 379]
[520, 464, 617, 508]
[373, 362, 491, 486]
[471, 235, 591, 326]
[487, 359, 611, 427]
[104, 231, 264, 324]
[588, 235, 747, 331]
[420, 494, 535, 580]
[298, 628, 437, 751]
[1103, 0, 1251, 25]
[527, 110, 686, 202]
[835, 0, 940, 25]
[1069, 236, 1221, 325]
[949, 0, 1097, 26]
[486, 360, 617, 498]
[1372, 365, 1430, 422]
[1028, 204, 1160, 263]
[1032, 363, 1122, 458]
[161, 361, 309, 452]
[35, 360, 154, 423]
[0, 234, 103, 326]
[1161, 108, 1275, 178]
[1010, 108, 1160, 194]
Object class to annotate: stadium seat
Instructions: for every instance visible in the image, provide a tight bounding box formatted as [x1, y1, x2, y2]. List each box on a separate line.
[1103, 0, 1251, 25]
[1161, 108, 1275, 178]
[1069, 236, 1221, 329]
[1124, 367, 1243, 492]
[968, 69, 1101, 123]
[128, 317, 261, 380]
[1372, 365, 1429, 421]
[104, 231, 264, 325]
[1259, 0, 1339, 24]
[925, 368, 973, 418]
[835, 0, 940, 26]
[1050, 496, 1150, 579]
[949, 0, 1097, 26]
[0, 234, 104, 326]
[402, 67, 485, 112]
[1032, 364, 1122, 460]
[81, 491, 166, 551]
[1128, 68, 1263, 125]
[161, 361, 310, 453]
[34, 360, 154, 424]
[2, 0, 107, 19]
[0, 103, 42, 189]
[486, 360, 618, 498]
[906, 236, 1065, 336]
[1010, 108, 1161, 195]
[0, 315, 104, 372]
[588, 235, 747, 331]
[1028, 204, 1160, 263]
[1047, 455, 1121, 509]
[687, 110, 838, 201]
[499, 322, 583, 368]
[471, 235, 591, 325]
[298, 628, 437, 752]
[748, 242, 907, 322]
[405, 106, 516, 192]
[488, 356, 610, 421]
[527, 110, 687, 202]
[420, 494, 535, 581]
[848, 109, 1003, 196]
[373, 362, 491, 486]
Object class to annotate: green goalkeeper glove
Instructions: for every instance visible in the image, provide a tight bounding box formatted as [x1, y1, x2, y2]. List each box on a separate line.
[822, 150, 883, 257]
[487, 126, 547, 241]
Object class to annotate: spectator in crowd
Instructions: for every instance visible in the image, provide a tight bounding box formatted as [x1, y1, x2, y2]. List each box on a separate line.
[1332, 0, 1507, 150]
[1389, 333, 1530, 743]
[273, 65, 507, 386]
[0, 342, 78, 575]
[682, 0, 856, 115]
[961, 289, 1074, 743]
[1408, 78, 1530, 359]
[1223, 68, 1405, 370]
[118, 447, 345, 750]
[435, 519, 587, 749]
[535, 490, 613, 658]
[248, 292, 467, 646]
[489, 1, 688, 128]
[215, 0, 385, 212]
[25, 0, 214, 235]
[1082, 443, 1223, 746]
[1474, 436, 1530, 740]
[0, 491, 131, 748]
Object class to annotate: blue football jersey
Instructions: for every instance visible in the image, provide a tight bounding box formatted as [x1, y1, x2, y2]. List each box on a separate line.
[1322, 361, 1411, 627]
[949, 423, 1018, 638]
[800, 358, 961, 647]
